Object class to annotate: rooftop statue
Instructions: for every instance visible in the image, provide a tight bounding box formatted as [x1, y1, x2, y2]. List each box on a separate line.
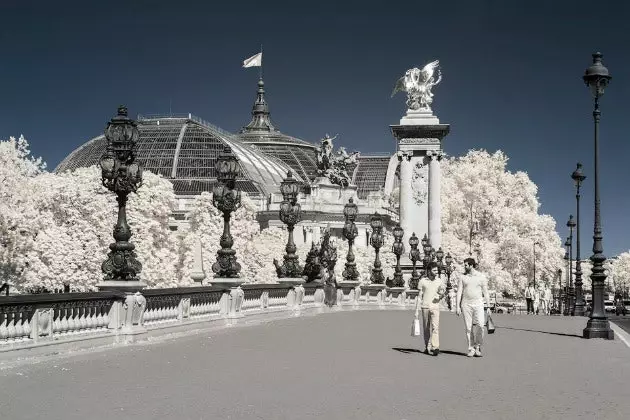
[391, 60, 442, 112]
[316, 134, 360, 187]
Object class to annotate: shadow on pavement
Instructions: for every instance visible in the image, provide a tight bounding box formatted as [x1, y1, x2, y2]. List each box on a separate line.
[499, 326, 582, 338]
[392, 347, 468, 357]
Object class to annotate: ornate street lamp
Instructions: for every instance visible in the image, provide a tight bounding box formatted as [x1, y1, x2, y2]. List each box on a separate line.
[274, 171, 303, 278]
[572, 163, 587, 316]
[582, 52, 614, 339]
[444, 253, 454, 310]
[369, 213, 385, 284]
[564, 237, 572, 315]
[98, 105, 144, 291]
[342, 198, 360, 281]
[567, 215, 576, 315]
[211, 146, 242, 277]
[391, 223, 405, 287]
[408, 233, 421, 289]
[421, 234, 433, 276]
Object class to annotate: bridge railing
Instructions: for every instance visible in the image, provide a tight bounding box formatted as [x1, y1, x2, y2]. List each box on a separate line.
[0, 283, 420, 352]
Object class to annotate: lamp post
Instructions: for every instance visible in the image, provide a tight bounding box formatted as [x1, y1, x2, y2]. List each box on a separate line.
[557, 268, 563, 315]
[274, 170, 303, 278]
[408, 233, 421, 289]
[369, 213, 385, 284]
[342, 198, 359, 281]
[211, 146, 242, 278]
[421, 234, 433, 276]
[98, 105, 144, 292]
[468, 202, 479, 256]
[582, 52, 614, 339]
[391, 223, 405, 287]
[572, 163, 587, 316]
[533, 241, 541, 289]
[564, 237, 572, 315]
[444, 253, 454, 310]
[567, 215, 576, 315]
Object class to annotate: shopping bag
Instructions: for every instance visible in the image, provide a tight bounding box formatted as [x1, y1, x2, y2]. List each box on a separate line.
[411, 311, 421, 336]
[486, 309, 496, 334]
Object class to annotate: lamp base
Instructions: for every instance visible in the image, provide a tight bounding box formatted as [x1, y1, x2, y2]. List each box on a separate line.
[583, 319, 614, 339]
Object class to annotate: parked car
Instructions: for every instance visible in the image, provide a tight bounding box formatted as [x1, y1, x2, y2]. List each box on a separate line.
[604, 300, 615, 313]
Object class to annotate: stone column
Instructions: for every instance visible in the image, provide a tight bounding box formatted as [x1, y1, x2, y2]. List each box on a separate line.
[398, 151, 413, 246]
[305, 227, 313, 246]
[356, 226, 368, 248]
[428, 151, 442, 249]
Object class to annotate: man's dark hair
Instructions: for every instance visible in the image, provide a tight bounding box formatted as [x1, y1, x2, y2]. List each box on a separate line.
[427, 261, 439, 270]
[464, 257, 477, 268]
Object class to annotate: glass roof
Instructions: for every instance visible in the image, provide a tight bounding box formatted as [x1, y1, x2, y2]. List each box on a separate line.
[55, 115, 303, 197]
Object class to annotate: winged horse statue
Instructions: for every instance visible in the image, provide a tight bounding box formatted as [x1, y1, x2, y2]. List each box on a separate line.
[391, 60, 442, 111]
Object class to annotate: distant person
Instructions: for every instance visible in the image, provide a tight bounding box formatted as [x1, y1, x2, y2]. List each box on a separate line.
[533, 287, 541, 315]
[456, 257, 490, 357]
[415, 261, 446, 356]
[541, 284, 552, 315]
[525, 283, 535, 315]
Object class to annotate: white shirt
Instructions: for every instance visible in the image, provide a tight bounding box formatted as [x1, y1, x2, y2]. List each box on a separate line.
[417, 276, 446, 309]
[457, 269, 490, 306]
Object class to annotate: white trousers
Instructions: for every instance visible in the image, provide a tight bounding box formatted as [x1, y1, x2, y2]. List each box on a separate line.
[539, 299, 549, 315]
[462, 301, 485, 350]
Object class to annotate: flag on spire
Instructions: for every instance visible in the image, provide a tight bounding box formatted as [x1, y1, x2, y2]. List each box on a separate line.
[243, 52, 262, 68]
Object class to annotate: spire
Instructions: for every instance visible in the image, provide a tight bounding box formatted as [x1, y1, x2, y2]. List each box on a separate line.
[241, 78, 276, 133]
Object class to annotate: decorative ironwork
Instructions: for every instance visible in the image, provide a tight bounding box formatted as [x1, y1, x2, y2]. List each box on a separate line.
[390, 223, 405, 287]
[211, 146, 242, 277]
[274, 171, 304, 277]
[99, 106, 143, 286]
[572, 162, 586, 316]
[302, 242, 321, 283]
[408, 233, 421, 289]
[369, 213, 385, 284]
[342, 198, 360, 281]
[444, 253, 454, 309]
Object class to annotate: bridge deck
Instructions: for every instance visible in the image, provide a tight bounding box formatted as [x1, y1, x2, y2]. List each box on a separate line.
[1, 310, 629, 419]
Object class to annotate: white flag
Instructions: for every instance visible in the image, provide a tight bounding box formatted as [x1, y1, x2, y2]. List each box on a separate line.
[243, 52, 262, 68]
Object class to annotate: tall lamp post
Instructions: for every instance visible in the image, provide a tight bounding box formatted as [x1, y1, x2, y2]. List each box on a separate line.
[567, 215, 576, 315]
[444, 253, 454, 310]
[582, 52, 614, 339]
[274, 171, 303, 278]
[391, 223, 405, 287]
[572, 163, 587, 316]
[211, 146, 242, 278]
[369, 213, 385, 284]
[564, 237, 572, 315]
[557, 268, 563, 315]
[342, 198, 359, 282]
[98, 105, 144, 292]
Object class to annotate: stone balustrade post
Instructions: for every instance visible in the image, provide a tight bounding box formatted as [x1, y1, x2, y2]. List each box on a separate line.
[178, 297, 191, 321]
[294, 284, 305, 308]
[121, 292, 147, 337]
[29, 308, 53, 343]
[261, 291, 270, 309]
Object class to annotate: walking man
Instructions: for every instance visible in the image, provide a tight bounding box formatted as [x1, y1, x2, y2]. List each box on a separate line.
[525, 283, 535, 315]
[541, 284, 552, 315]
[456, 257, 490, 357]
[415, 262, 446, 356]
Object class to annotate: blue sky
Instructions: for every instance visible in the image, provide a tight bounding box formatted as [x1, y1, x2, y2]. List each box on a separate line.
[1, 0, 629, 256]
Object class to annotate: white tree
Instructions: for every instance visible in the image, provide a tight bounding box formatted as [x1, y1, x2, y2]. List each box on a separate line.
[0, 136, 46, 288]
[611, 252, 630, 296]
[441, 150, 565, 297]
[19, 166, 180, 292]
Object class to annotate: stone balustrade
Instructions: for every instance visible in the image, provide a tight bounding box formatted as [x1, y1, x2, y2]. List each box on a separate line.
[0, 283, 420, 353]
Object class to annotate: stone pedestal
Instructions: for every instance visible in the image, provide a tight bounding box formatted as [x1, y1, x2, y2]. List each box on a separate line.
[97, 280, 146, 293]
[391, 113, 449, 249]
[213, 277, 245, 319]
[388, 287, 407, 305]
[362, 284, 388, 307]
[278, 278, 306, 312]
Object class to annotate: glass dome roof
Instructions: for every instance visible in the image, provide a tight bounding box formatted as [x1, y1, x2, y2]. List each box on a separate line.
[55, 114, 301, 197]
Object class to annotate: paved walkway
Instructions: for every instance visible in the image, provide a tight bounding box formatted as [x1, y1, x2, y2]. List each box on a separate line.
[1, 310, 629, 420]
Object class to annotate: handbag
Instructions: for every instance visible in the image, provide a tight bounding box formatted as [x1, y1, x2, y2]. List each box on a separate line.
[411, 310, 421, 337]
[486, 309, 496, 334]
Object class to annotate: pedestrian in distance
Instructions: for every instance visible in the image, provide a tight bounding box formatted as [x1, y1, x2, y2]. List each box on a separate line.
[456, 257, 490, 357]
[524, 283, 535, 315]
[414, 261, 446, 356]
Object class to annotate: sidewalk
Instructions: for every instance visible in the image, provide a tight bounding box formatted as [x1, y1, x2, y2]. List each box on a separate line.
[0, 310, 629, 420]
